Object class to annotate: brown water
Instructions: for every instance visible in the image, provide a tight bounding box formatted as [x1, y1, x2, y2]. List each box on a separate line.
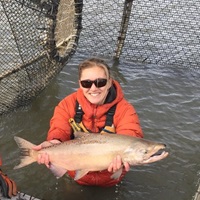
[0, 53, 200, 200]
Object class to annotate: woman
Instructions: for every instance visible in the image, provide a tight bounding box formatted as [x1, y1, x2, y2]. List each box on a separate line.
[34, 57, 143, 187]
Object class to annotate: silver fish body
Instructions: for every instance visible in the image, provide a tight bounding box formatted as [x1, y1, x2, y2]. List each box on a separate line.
[14, 132, 168, 180]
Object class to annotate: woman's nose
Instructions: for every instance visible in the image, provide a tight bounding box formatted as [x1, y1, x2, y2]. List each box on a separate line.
[90, 82, 98, 89]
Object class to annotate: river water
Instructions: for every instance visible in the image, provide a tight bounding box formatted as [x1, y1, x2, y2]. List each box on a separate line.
[0, 52, 200, 200]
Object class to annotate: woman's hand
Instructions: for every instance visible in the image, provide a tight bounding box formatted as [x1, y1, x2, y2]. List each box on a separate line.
[107, 155, 130, 173]
[32, 139, 61, 168]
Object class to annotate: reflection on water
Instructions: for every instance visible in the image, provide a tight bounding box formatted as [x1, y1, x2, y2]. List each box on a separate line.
[0, 52, 200, 200]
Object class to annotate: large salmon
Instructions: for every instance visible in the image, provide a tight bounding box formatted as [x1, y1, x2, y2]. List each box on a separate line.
[14, 132, 168, 180]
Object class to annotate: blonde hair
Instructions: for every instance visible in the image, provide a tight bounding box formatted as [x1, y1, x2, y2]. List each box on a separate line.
[78, 58, 111, 80]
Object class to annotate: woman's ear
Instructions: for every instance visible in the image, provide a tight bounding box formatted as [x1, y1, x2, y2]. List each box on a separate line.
[108, 78, 113, 88]
[78, 80, 82, 88]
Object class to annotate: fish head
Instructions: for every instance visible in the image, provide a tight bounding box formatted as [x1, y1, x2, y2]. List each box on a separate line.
[123, 139, 168, 166]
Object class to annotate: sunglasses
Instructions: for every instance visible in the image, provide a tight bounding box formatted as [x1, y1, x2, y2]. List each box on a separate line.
[80, 78, 107, 88]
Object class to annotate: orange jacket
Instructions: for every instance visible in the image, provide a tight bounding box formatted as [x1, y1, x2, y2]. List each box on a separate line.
[47, 80, 143, 186]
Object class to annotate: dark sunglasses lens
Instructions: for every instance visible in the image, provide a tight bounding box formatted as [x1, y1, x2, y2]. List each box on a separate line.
[95, 79, 107, 87]
[80, 80, 92, 88]
[81, 79, 107, 88]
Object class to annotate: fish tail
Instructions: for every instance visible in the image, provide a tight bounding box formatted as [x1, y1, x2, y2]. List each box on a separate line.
[14, 136, 36, 169]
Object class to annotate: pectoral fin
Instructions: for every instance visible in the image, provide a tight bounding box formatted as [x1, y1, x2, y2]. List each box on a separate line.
[49, 164, 67, 178]
[110, 168, 123, 179]
[74, 169, 89, 180]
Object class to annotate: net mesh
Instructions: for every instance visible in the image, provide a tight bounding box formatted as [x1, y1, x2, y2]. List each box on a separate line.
[77, 0, 200, 67]
[0, 0, 82, 115]
[1, 0, 199, 115]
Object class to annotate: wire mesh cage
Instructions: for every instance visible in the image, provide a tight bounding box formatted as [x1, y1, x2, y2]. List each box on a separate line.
[77, 0, 200, 68]
[0, 0, 82, 115]
[1, 0, 200, 115]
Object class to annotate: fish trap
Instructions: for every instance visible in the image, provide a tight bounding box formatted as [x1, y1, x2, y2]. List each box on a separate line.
[0, 0, 82, 115]
[1, 0, 200, 115]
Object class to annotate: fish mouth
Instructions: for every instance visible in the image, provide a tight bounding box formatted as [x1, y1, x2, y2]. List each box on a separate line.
[150, 149, 166, 157]
[142, 146, 169, 164]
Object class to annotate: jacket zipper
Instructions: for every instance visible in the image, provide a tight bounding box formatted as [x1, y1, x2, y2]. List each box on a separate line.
[91, 105, 98, 132]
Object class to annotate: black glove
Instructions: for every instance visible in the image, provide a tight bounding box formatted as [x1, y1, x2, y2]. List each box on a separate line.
[0, 169, 17, 198]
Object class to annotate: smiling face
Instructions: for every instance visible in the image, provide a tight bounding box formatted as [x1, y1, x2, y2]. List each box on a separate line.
[79, 65, 112, 105]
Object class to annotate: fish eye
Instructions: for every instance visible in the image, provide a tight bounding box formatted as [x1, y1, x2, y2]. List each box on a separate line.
[139, 149, 148, 154]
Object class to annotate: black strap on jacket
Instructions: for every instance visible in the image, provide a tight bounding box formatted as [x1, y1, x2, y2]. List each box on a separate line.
[74, 101, 84, 123]
[74, 100, 116, 128]
[105, 103, 116, 126]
